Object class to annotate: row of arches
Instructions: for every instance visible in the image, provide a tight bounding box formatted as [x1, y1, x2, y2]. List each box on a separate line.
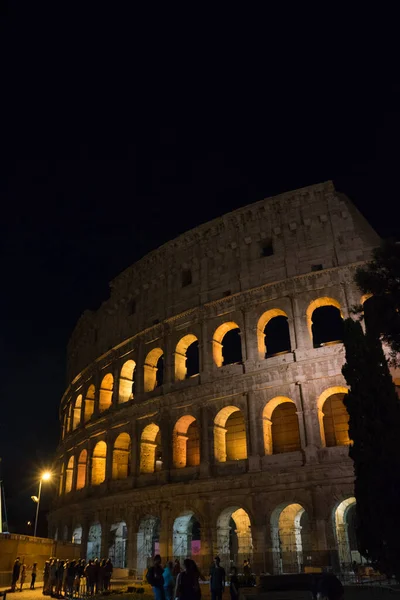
[63, 298, 346, 437]
[64, 497, 358, 574]
[59, 389, 350, 494]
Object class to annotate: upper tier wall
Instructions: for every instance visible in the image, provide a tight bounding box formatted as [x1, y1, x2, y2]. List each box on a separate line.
[67, 181, 379, 381]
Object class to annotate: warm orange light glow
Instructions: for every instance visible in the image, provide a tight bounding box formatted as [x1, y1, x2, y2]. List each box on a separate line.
[41, 471, 51, 481]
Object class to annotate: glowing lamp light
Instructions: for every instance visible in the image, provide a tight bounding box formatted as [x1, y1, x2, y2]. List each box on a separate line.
[41, 471, 51, 481]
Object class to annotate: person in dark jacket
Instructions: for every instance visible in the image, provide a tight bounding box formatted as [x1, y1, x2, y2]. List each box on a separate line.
[11, 557, 21, 592]
[209, 556, 226, 600]
[85, 560, 96, 596]
[103, 559, 113, 591]
[30, 563, 38, 590]
[146, 555, 165, 600]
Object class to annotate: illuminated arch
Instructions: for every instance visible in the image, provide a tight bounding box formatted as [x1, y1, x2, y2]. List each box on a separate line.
[65, 455, 74, 494]
[76, 449, 87, 490]
[173, 415, 200, 468]
[271, 503, 310, 574]
[173, 511, 201, 559]
[214, 406, 247, 462]
[99, 374, 114, 412]
[87, 522, 102, 560]
[109, 521, 127, 568]
[144, 348, 164, 392]
[119, 360, 136, 403]
[257, 309, 290, 358]
[112, 432, 131, 479]
[140, 424, 162, 473]
[334, 497, 357, 564]
[263, 397, 298, 455]
[136, 516, 160, 575]
[360, 293, 373, 306]
[91, 441, 107, 485]
[175, 334, 199, 380]
[306, 297, 343, 347]
[317, 386, 350, 447]
[72, 525, 82, 544]
[213, 321, 242, 367]
[72, 395, 82, 430]
[217, 506, 252, 562]
[84, 384, 95, 422]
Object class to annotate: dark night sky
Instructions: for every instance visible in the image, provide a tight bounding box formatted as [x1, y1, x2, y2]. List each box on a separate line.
[2, 10, 400, 534]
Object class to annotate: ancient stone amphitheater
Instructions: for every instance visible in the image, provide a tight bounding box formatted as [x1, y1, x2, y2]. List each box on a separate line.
[50, 180, 380, 576]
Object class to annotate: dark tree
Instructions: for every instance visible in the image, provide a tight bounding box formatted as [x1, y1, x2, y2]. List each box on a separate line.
[355, 240, 400, 364]
[342, 318, 400, 579]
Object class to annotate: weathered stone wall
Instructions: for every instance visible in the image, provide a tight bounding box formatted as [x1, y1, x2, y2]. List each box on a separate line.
[50, 182, 382, 575]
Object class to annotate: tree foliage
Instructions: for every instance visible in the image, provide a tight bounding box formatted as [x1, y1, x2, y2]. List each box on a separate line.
[342, 318, 400, 578]
[355, 240, 400, 364]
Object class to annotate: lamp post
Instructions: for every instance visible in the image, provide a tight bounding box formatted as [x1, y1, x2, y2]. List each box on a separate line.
[33, 471, 51, 538]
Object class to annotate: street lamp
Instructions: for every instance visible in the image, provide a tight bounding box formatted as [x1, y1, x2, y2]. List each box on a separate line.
[32, 471, 51, 537]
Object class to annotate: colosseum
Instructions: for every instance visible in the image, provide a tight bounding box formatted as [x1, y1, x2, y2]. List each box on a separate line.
[49, 180, 381, 576]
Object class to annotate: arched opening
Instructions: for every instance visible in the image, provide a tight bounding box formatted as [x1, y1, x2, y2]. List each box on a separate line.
[59, 463, 64, 496]
[65, 456, 74, 494]
[334, 497, 359, 567]
[217, 507, 252, 569]
[72, 525, 82, 544]
[112, 433, 131, 479]
[91, 441, 107, 485]
[119, 360, 136, 403]
[271, 503, 311, 574]
[136, 516, 160, 575]
[263, 397, 300, 455]
[173, 512, 201, 560]
[306, 298, 344, 348]
[213, 322, 243, 367]
[257, 309, 291, 359]
[109, 521, 127, 568]
[140, 424, 162, 473]
[317, 387, 350, 447]
[214, 406, 247, 462]
[270, 401, 301, 454]
[65, 403, 72, 433]
[175, 334, 199, 380]
[87, 522, 102, 560]
[99, 373, 114, 412]
[144, 348, 164, 392]
[72, 395, 82, 430]
[173, 415, 200, 468]
[76, 450, 87, 490]
[84, 384, 95, 422]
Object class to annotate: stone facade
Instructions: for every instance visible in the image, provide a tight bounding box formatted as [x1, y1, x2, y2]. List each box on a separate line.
[49, 181, 380, 575]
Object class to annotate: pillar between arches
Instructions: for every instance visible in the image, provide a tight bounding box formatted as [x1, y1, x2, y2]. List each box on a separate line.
[105, 436, 113, 481]
[158, 506, 171, 560]
[100, 514, 109, 558]
[200, 407, 211, 477]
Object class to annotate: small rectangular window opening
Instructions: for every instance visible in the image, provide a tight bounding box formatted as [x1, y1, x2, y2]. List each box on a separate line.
[182, 269, 192, 287]
[129, 300, 136, 315]
[261, 241, 274, 257]
[311, 264, 323, 272]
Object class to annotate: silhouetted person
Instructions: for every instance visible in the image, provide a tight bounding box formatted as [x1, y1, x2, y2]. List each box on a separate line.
[19, 564, 27, 591]
[146, 555, 165, 600]
[30, 562, 38, 590]
[209, 556, 225, 600]
[11, 557, 21, 592]
[85, 560, 96, 595]
[174, 559, 202, 600]
[172, 559, 181, 577]
[103, 559, 113, 591]
[43, 560, 50, 595]
[163, 561, 174, 600]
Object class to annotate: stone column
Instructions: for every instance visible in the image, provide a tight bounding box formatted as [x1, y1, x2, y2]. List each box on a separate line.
[93, 371, 101, 417]
[292, 298, 313, 350]
[243, 310, 258, 363]
[160, 415, 172, 474]
[163, 328, 175, 387]
[105, 434, 114, 481]
[159, 504, 172, 560]
[310, 487, 331, 568]
[130, 423, 138, 482]
[100, 512, 110, 559]
[126, 514, 139, 574]
[134, 341, 145, 398]
[81, 519, 90, 560]
[200, 406, 211, 477]
[200, 319, 213, 373]
[247, 392, 261, 470]
[72, 452, 79, 493]
[112, 364, 120, 407]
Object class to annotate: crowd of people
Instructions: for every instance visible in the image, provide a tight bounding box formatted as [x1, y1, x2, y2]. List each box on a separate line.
[146, 555, 251, 600]
[10, 556, 113, 596]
